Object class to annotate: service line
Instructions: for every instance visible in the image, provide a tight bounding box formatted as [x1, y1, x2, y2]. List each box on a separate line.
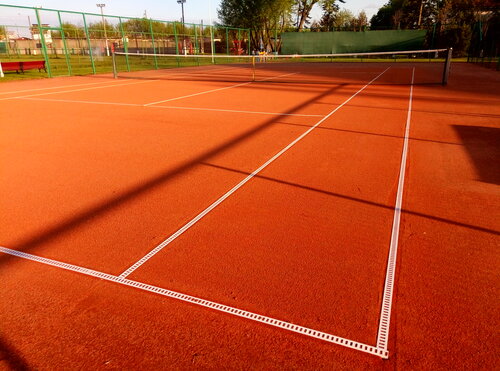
[119, 67, 390, 280]
[0, 246, 387, 358]
[143, 72, 297, 106]
[19, 97, 322, 118]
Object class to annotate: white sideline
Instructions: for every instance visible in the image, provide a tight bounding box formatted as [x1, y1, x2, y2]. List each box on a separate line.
[376, 68, 415, 351]
[0, 246, 387, 358]
[118, 67, 391, 280]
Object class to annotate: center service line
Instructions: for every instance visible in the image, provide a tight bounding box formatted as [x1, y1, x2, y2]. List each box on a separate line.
[119, 67, 390, 279]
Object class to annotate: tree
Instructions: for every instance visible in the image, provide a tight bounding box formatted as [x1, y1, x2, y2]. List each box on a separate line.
[297, 0, 345, 31]
[218, 0, 294, 51]
[369, 0, 499, 55]
[356, 10, 368, 31]
[334, 9, 355, 30]
[319, 0, 341, 31]
[0, 25, 7, 40]
[370, 3, 395, 30]
[87, 21, 116, 39]
[54, 22, 84, 38]
[295, 0, 320, 31]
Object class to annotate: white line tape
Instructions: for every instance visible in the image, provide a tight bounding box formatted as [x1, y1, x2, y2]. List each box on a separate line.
[0, 80, 156, 102]
[0, 246, 387, 358]
[376, 68, 415, 351]
[0, 79, 129, 96]
[18, 97, 321, 118]
[148, 105, 324, 117]
[119, 67, 390, 279]
[143, 72, 297, 107]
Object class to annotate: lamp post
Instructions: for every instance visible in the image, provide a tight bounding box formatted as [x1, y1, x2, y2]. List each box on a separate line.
[96, 3, 109, 56]
[177, 0, 187, 55]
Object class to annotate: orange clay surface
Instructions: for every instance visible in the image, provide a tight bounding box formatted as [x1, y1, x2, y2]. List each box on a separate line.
[0, 63, 499, 369]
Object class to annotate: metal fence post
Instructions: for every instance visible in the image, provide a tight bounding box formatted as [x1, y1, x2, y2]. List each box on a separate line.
[149, 19, 158, 69]
[82, 13, 96, 74]
[248, 29, 251, 55]
[174, 22, 179, 55]
[118, 17, 130, 72]
[34, 8, 52, 77]
[57, 11, 72, 76]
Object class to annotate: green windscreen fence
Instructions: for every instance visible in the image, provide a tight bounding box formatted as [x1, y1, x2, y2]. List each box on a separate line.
[281, 30, 427, 54]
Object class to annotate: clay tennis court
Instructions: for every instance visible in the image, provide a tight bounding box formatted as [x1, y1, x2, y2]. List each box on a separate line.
[0, 58, 498, 369]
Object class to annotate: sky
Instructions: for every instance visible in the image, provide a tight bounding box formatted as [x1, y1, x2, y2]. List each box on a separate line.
[1, 0, 388, 25]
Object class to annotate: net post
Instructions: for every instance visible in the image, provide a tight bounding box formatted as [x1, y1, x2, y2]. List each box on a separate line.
[442, 47, 453, 85]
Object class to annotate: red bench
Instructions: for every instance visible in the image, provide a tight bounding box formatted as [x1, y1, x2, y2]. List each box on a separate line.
[1, 60, 47, 74]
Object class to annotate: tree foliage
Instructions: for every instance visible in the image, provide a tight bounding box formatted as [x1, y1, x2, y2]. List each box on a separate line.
[369, 0, 499, 55]
[218, 0, 294, 50]
[319, 0, 341, 31]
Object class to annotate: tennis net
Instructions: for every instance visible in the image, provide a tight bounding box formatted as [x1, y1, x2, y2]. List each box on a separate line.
[112, 48, 453, 85]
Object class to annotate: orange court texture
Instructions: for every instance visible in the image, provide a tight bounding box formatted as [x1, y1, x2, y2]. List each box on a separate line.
[0, 61, 499, 369]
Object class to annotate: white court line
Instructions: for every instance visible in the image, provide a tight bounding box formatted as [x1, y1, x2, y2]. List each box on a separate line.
[119, 67, 390, 280]
[0, 246, 387, 358]
[0, 80, 157, 102]
[139, 66, 243, 78]
[143, 81, 252, 106]
[0, 79, 128, 96]
[143, 72, 298, 106]
[21, 97, 142, 107]
[149, 105, 323, 117]
[19, 97, 321, 118]
[376, 68, 415, 352]
[119, 66, 245, 82]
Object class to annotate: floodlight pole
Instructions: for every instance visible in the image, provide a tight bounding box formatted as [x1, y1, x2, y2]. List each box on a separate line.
[97, 3, 110, 56]
[177, 0, 187, 55]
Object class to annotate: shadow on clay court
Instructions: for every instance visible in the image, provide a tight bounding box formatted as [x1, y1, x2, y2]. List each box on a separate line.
[452, 125, 500, 186]
[0, 336, 30, 371]
[0, 84, 347, 268]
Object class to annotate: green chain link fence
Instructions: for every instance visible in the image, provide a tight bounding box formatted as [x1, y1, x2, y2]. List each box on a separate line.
[0, 3, 250, 78]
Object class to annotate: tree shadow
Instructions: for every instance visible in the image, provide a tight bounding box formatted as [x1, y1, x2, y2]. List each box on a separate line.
[0, 83, 347, 268]
[452, 125, 500, 185]
[0, 336, 30, 371]
[200, 162, 500, 236]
